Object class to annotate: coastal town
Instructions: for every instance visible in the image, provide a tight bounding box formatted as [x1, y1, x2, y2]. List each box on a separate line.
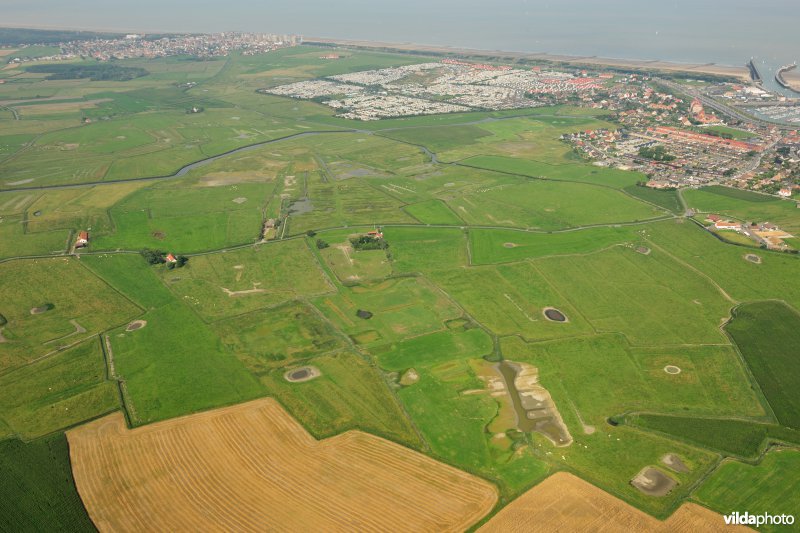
[5, 32, 301, 62]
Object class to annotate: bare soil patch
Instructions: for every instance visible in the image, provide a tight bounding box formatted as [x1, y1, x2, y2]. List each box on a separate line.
[631, 466, 677, 497]
[636, 246, 652, 255]
[126, 320, 147, 332]
[151, 231, 165, 240]
[661, 453, 690, 473]
[30, 304, 53, 315]
[479, 472, 747, 532]
[284, 365, 321, 383]
[232, 197, 248, 204]
[543, 307, 568, 322]
[744, 253, 762, 264]
[400, 368, 419, 386]
[664, 365, 682, 375]
[503, 242, 518, 248]
[68, 398, 497, 532]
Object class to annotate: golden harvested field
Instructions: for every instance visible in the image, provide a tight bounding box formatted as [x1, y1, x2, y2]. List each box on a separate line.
[479, 472, 749, 533]
[68, 398, 497, 532]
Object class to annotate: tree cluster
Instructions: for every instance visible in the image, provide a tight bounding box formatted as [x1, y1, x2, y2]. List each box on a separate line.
[350, 235, 389, 251]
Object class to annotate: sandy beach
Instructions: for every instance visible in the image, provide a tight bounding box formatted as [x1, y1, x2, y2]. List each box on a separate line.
[305, 37, 751, 81]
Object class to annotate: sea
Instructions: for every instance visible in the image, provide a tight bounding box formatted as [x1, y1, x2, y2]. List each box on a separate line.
[4, 0, 799, 91]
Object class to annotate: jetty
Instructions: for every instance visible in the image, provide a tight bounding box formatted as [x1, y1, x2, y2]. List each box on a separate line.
[775, 63, 799, 93]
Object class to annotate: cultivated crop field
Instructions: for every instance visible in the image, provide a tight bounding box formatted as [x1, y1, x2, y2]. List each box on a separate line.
[479, 472, 746, 532]
[68, 398, 498, 531]
[2, 44, 798, 530]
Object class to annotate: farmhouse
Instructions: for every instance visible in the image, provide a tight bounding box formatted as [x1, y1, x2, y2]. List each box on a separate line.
[714, 220, 741, 231]
[165, 253, 178, 263]
[75, 231, 89, 248]
[779, 188, 793, 198]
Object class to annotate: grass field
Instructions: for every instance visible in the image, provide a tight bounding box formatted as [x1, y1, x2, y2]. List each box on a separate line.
[317, 230, 393, 283]
[469, 226, 642, 265]
[403, 199, 465, 225]
[430, 261, 595, 340]
[162, 238, 334, 321]
[623, 185, 683, 214]
[384, 226, 468, 274]
[445, 176, 661, 230]
[260, 351, 422, 447]
[725, 301, 800, 429]
[502, 335, 763, 426]
[0, 434, 95, 532]
[460, 155, 645, 189]
[533, 245, 732, 345]
[215, 301, 346, 372]
[94, 180, 271, 252]
[694, 450, 800, 532]
[0, 338, 118, 440]
[313, 276, 461, 347]
[68, 398, 497, 531]
[646, 220, 800, 312]
[394, 356, 551, 500]
[684, 186, 800, 233]
[624, 414, 800, 458]
[0, 257, 140, 369]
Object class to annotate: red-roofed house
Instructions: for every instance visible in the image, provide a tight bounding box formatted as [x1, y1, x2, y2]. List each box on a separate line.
[165, 253, 178, 263]
[75, 231, 89, 248]
[707, 214, 721, 222]
[715, 220, 741, 231]
[779, 188, 793, 198]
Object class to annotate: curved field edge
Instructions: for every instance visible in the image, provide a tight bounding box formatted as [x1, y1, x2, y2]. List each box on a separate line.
[67, 397, 498, 532]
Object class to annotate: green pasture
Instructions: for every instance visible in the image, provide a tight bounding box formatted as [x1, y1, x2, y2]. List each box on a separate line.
[163, 238, 333, 321]
[260, 351, 422, 448]
[624, 414, 800, 458]
[0, 258, 139, 370]
[110, 299, 265, 425]
[469, 226, 642, 265]
[502, 335, 763, 426]
[285, 172, 416, 235]
[534, 245, 733, 345]
[395, 357, 550, 501]
[694, 450, 800, 532]
[403, 199, 464, 225]
[313, 276, 460, 347]
[623, 185, 683, 213]
[429, 262, 594, 340]
[215, 301, 346, 373]
[445, 176, 660, 230]
[460, 154, 645, 189]
[725, 301, 800, 429]
[95, 181, 270, 252]
[317, 230, 392, 283]
[376, 327, 493, 371]
[684, 186, 800, 233]
[384, 227, 468, 274]
[0, 215, 69, 259]
[0, 339, 118, 440]
[646, 220, 800, 311]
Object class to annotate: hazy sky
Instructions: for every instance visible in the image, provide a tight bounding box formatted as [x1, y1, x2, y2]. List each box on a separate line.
[3, 1, 798, 65]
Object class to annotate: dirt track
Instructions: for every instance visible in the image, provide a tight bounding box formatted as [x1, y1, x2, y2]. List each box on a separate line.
[68, 398, 497, 532]
[479, 472, 749, 532]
